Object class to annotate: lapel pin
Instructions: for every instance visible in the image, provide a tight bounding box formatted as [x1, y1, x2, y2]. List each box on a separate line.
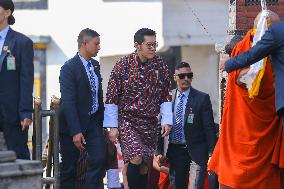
[3, 46, 8, 52]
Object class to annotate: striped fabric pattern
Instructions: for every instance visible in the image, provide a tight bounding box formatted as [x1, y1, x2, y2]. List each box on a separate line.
[106, 52, 172, 163]
[171, 93, 185, 143]
[86, 62, 97, 112]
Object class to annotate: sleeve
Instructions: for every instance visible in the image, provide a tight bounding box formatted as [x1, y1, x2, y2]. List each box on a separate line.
[225, 27, 277, 73]
[160, 64, 173, 126]
[160, 102, 173, 126]
[104, 62, 123, 128]
[19, 37, 34, 120]
[201, 94, 217, 156]
[60, 65, 82, 136]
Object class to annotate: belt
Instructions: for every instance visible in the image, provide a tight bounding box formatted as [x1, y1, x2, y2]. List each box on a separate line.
[169, 143, 187, 148]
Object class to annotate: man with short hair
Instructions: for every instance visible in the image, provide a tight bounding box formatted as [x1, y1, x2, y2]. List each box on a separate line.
[104, 28, 173, 189]
[0, 0, 34, 159]
[59, 28, 106, 189]
[161, 62, 216, 189]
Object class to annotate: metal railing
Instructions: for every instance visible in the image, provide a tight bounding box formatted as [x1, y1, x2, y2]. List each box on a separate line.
[33, 96, 60, 189]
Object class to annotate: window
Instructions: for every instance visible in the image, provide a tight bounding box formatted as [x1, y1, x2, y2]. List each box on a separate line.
[14, 0, 48, 10]
[245, 0, 278, 6]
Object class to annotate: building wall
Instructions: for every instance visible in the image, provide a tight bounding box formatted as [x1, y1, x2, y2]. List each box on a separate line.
[13, 0, 227, 123]
[236, 0, 284, 32]
[181, 45, 219, 122]
[163, 0, 229, 46]
[100, 55, 124, 100]
[13, 0, 163, 103]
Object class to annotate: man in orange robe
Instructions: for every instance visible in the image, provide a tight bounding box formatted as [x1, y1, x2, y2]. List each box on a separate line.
[208, 11, 284, 189]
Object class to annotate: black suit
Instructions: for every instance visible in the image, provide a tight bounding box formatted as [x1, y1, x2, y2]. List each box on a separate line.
[59, 54, 106, 189]
[0, 28, 34, 159]
[166, 87, 216, 189]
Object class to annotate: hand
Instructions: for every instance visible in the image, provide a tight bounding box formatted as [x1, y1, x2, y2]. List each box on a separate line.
[207, 156, 213, 175]
[73, 133, 86, 151]
[208, 169, 214, 176]
[219, 55, 230, 72]
[207, 156, 211, 165]
[154, 154, 163, 167]
[161, 124, 171, 137]
[109, 128, 119, 142]
[21, 118, 32, 131]
[237, 67, 250, 85]
[155, 154, 167, 167]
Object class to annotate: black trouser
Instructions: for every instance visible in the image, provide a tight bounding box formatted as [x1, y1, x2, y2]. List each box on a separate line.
[127, 161, 148, 189]
[0, 104, 30, 159]
[60, 115, 106, 189]
[167, 143, 207, 189]
[167, 143, 190, 189]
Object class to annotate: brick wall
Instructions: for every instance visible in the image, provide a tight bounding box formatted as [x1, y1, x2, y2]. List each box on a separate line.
[235, 0, 284, 32]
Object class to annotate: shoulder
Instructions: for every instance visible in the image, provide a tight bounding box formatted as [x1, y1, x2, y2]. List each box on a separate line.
[11, 29, 33, 45]
[61, 55, 78, 71]
[270, 21, 284, 36]
[191, 88, 209, 99]
[271, 20, 284, 30]
[114, 54, 130, 70]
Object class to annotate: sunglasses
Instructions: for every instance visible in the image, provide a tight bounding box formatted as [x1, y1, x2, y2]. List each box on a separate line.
[177, 72, 193, 79]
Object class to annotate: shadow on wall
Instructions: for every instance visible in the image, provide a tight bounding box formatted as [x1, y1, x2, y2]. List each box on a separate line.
[46, 39, 69, 66]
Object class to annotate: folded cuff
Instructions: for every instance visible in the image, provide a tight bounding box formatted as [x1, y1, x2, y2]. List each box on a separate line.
[107, 169, 121, 188]
[160, 101, 173, 126]
[103, 104, 118, 128]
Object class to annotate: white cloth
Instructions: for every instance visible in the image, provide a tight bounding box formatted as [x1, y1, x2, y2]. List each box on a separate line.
[160, 101, 173, 126]
[103, 104, 118, 128]
[240, 9, 269, 89]
[107, 169, 121, 188]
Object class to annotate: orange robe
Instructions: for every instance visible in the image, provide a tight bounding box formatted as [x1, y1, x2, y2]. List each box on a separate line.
[208, 29, 284, 189]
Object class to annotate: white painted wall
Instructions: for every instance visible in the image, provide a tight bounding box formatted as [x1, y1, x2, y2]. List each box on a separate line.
[12, 0, 163, 103]
[100, 55, 124, 100]
[163, 0, 229, 46]
[11, 0, 227, 121]
[181, 45, 219, 122]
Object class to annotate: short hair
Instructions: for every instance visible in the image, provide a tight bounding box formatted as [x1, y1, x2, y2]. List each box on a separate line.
[175, 62, 191, 70]
[134, 28, 156, 44]
[77, 28, 100, 49]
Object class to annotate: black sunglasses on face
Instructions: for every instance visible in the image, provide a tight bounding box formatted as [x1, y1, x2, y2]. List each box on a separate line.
[177, 72, 193, 79]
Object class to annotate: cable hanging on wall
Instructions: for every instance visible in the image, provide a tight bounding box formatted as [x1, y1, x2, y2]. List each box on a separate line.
[182, 0, 216, 44]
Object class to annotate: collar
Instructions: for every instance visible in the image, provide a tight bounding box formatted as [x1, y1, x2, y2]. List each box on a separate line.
[177, 87, 190, 98]
[78, 52, 93, 69]
[0, 25, 10, 40]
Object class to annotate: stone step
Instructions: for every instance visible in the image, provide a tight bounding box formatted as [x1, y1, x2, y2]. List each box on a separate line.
[0, 159, 42, 189]
[0, 151, 16, 163]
